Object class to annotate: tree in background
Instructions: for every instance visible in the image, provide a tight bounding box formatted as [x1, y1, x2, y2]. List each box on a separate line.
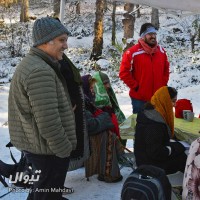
[0, 0, 18, 7]
[151, 7, 159, 29]
[68, 1, 81, 15]
[20, 0, 29, 22]
[76, 1, 80, 15]
[90, 0, 104, 60]
[53, 0, 60, 18]
[111, 1, 116, 45]
[190, 17, 200, 52]
[122, 3, 135, 39]
[136, 4, 141, 18]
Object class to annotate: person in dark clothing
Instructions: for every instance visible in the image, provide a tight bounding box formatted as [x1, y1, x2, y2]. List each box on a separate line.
[60, 54, 89, 163]
[59, 54, 89, 195]
[134, 86, 187, 174]
[54, 17, 89, 196]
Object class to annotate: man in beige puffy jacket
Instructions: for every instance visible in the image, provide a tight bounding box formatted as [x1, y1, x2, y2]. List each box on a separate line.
[8, 17, 76, 200]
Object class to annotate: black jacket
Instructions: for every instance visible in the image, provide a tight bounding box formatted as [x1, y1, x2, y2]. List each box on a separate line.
[134, 109, 187, 174]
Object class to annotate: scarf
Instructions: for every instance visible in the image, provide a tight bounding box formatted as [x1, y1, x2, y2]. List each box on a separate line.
[81, 74, 96, 103]
[62, 53, 82, 84]
[93, 71, 126, 124]
[138, 38, 157, 55]
[29, 47, 70, 99]
[150, 86, 174, 137]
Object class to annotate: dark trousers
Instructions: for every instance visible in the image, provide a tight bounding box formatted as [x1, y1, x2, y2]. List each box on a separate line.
[25, 152, 70, 200]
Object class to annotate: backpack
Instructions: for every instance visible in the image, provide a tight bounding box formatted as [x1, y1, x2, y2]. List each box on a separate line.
[175, 99, 193, 118]
[0, 142, 33, 197]
[121, 165, 172, 200]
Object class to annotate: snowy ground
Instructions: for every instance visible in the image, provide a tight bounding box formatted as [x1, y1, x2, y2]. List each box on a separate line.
[0, 84, 134, 200]
[0, 82, 200, 199]
[1, 31, 200, 200]
[1, 1, 200, 199]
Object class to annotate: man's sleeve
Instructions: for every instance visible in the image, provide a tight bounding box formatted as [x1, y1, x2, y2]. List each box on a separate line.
[163, 51, 170, 85]
[119, 50, 138, 90]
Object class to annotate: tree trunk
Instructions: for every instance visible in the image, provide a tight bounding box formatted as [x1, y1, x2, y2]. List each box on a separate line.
[53, 0, 60, 18]
[111, 1, 116, 45]
[136, 4, 141, 18]
[76, 1, 81, 14]
[190, 33, 196, 52]
[122, 3, 135, 39]
[20, 0, 29, 22]
[198, 25, 200, 41]
[4, 0, 8, 7]
[90, 0, 104, 60]
[104, 0, 108, 11]
[151, 7, 159, 29]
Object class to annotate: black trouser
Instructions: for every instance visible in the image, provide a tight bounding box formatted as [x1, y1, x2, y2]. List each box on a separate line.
[25, 152, 70, 200]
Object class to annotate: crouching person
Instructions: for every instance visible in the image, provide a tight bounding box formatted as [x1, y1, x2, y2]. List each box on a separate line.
[134, 86, 187, 175]
[82, 75, 124, 183]
[8, 17, 76, 200]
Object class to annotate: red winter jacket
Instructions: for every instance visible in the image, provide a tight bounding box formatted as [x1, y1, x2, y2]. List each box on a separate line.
[119, 43, 169, 101]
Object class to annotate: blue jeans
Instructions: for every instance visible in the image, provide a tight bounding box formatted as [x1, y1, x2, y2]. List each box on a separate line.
[131, 98, 146, 114]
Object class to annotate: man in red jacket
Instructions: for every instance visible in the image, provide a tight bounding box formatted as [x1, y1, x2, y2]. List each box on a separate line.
[119, 23, 169, 113]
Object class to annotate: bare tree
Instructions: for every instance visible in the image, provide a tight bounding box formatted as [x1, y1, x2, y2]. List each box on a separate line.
[76, 1, 80, 15]
[151, 7, 159, 29]
[190, 33, 196, 52]
[90, 0, 104, 60]
[20, 0, 29, 22]
[111, 1, 116, 45]
[1, 0, 18, 8]
[53, 0, 60, 18]
[122, 3, 135, 39]
[104, 0, 108, 11]
[192, 17, 200, 42]
[136, 4, 141, 18]
[198, 25, 200, 41]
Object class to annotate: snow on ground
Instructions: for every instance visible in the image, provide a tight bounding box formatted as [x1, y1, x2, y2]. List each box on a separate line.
[0, 84, 134, 200]
[0, 82, 199, 199]
[0, 2, 200, 199]
[0, 26, 200, 199]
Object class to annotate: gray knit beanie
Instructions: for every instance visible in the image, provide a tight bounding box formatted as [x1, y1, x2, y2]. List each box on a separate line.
[32, 17, 70, 47]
